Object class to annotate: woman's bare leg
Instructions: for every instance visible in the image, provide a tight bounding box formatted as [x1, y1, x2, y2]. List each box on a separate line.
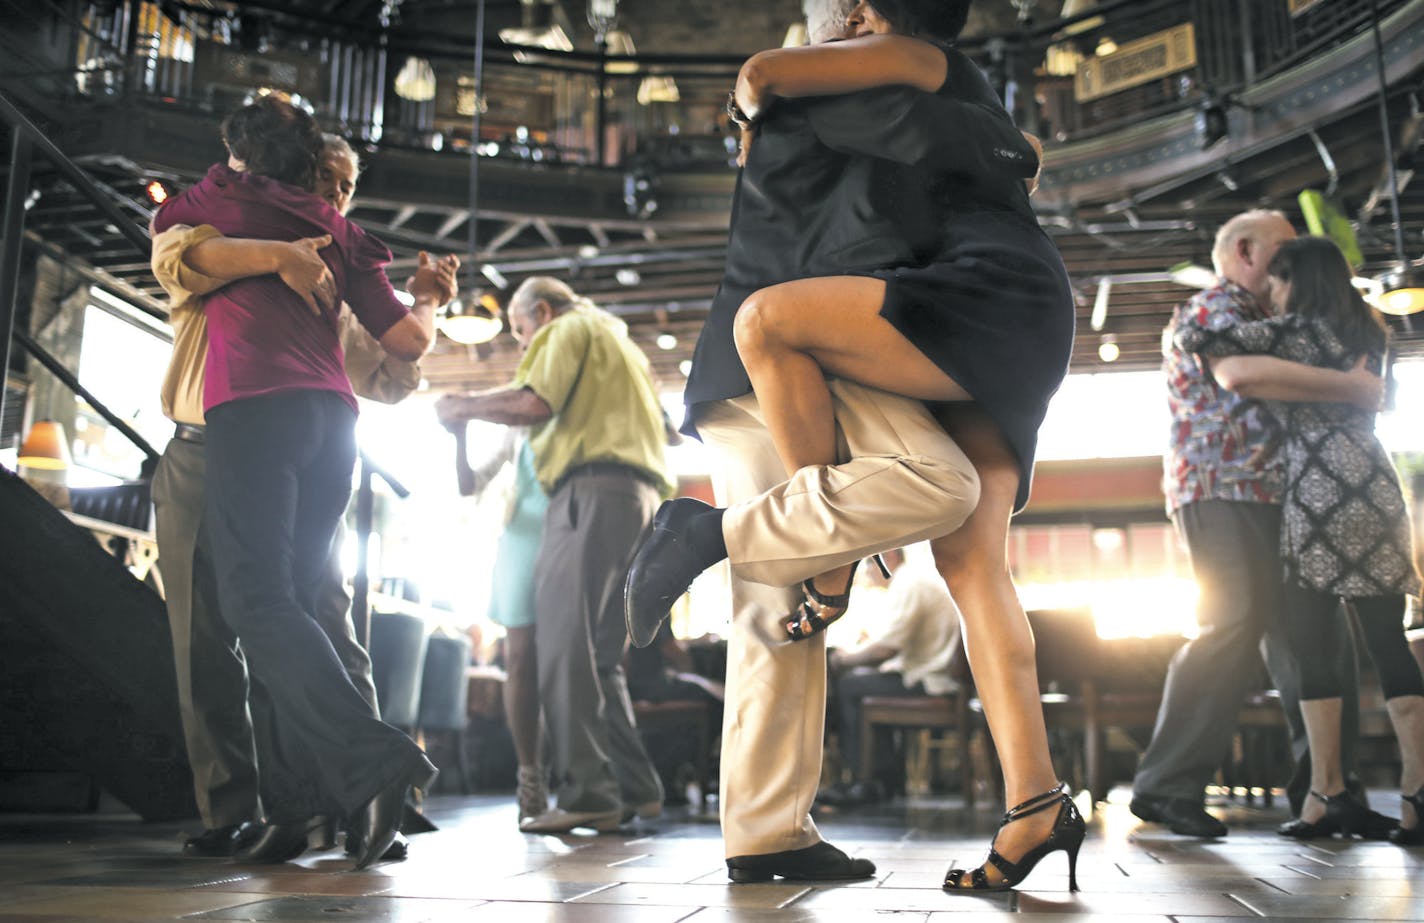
[734, 275, 973, 608]
[930, 406, 1060, 883]
[504, 625, 545, 817]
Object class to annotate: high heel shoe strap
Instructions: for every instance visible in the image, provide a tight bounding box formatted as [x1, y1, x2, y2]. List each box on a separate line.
[1002, 781, 1070, 824]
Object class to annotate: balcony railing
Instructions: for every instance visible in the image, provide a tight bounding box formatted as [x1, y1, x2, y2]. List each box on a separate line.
[13, 0, 1414, 171]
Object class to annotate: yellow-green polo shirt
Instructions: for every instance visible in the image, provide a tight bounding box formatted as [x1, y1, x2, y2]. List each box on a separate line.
[513, 305, 674, 497]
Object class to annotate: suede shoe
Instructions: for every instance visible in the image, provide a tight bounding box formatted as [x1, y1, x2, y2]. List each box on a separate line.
[1129, 794, 1227, 838]
[519, 807, 623, 833]
[625, 498, 715, 648]
[726, 841, 876, 883]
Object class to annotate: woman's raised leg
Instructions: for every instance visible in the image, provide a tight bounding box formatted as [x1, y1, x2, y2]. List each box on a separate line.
[733, 275, 973, 626]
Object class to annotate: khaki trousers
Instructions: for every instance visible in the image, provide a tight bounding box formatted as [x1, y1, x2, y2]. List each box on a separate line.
[698, 381, 978, 857]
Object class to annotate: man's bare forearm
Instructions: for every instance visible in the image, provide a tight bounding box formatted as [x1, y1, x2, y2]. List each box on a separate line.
[441, 386, 552, 427]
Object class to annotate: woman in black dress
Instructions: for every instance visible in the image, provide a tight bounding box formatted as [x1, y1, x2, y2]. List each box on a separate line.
[729, 0, 1078, 892]
[1175, 236, 1424, 845]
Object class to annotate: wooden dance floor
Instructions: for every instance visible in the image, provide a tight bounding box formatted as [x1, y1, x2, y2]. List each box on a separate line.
[1, 788, 1421, 921]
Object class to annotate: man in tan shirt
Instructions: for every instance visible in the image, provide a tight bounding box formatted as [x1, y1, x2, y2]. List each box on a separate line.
[151, 136, 456, 859]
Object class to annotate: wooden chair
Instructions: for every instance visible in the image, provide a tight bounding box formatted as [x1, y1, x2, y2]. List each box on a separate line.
[632, 698, 712, 810]
[859, 693, 975, 806]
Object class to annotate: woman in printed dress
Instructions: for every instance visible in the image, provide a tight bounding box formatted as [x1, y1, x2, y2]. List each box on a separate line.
[1175, 236, 1424, 845]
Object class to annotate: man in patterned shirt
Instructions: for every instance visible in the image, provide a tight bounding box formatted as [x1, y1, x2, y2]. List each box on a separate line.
[1131, 209, 1383, 837]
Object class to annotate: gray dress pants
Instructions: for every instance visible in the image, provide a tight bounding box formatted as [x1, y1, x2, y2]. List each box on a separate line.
[533, 466, 664, 814]
[1132, 499, 1359, 804]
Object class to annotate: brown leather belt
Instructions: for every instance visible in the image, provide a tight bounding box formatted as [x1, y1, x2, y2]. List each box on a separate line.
[173, 423, 205, 444]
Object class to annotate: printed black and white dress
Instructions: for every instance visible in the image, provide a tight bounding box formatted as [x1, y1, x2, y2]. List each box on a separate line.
[1176, 314, 1419, 598]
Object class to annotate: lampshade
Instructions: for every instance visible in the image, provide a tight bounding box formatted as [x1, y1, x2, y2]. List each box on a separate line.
[439, 292, 503, 345]
[1373, 266, 1424, 316]
[18, 420, 72, 470]
[394, 56, 437, 102]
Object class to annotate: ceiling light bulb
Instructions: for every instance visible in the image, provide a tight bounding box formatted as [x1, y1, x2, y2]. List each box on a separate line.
[656, 332, 677, 350]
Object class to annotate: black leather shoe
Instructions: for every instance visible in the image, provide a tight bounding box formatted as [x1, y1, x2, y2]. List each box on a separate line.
[234, 819, 320, 864]
[1129, 794, 1227, 838]
[183, 822, 256, 858]
[346, 830, 409, 862]
[354, 756, 437, 871]
[625, 498, 716, 648]
[726, 841, 876, 883]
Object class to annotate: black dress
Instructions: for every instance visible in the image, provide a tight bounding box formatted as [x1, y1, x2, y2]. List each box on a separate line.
[856, 49, 1075, 512]
[683, 44, 1073, 512]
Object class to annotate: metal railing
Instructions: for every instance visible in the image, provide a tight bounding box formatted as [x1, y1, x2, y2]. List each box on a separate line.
[22, 0, 1404, 169]
[0, 89, 158, 470]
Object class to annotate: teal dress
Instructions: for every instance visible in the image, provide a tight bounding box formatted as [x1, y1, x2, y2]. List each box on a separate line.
[487, 440, 548, 629]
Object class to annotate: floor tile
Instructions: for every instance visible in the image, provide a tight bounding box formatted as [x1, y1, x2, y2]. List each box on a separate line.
[187, 895, 485, 921]
[1, 791, 1419, 920]
[1228, 893, 1424, 918]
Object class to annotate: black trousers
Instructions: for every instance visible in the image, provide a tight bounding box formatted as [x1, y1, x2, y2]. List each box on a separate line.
[833, 669, 926, 780]
[1283, 586, 1424, 701]
[1133, 500, 1360, 807]
[205, 390, 420, 822]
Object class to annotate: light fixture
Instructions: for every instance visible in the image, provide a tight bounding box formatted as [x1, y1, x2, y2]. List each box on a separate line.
[1367, 0, 1424, 316]
[1167, 261, 1218, 289]
[500, 0, 573, 51]
[587, 0, 618, 40]
[1375, 267, 1424, 316]
[394, 56, 436, 102]
[656, 332, 677, 350]
[1090, 276, 1111, 330]
[616, 267, 641, 286]
[678, 359, 693, 377]
[439, 292, 503, 345]
[1097, 334, 1120, 363]
[1194, 90, 1229, 150]
[18, 420, 72, 470]
[145, 180, 169, 205]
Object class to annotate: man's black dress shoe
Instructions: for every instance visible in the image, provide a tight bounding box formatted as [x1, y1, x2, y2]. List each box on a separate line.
[354, 756, 437, 871]
[1129, 794, 1227, 838]
[726, 841, 876, 882]
[234, 819, 320, 864]
[625, 498, 714, 648]
[183, 823, 257, 858]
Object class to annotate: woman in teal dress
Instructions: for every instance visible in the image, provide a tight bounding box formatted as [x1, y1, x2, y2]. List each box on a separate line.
[452, 424, 549, 824]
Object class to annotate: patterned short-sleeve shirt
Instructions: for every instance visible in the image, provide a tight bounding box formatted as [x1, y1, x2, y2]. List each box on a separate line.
[1162, 281, 1282, 514]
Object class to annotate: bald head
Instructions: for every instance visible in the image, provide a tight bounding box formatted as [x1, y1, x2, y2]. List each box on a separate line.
[1211, 209, 1296, 304]
[805, 0, 857, 43]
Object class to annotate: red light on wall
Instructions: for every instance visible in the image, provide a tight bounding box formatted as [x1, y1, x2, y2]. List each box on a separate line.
[146, 180, 169, 205]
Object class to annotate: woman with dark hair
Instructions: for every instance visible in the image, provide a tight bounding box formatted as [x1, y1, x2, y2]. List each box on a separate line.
[153, 96, 445, 869]
[1176, 236, 1424, 846]
[628, 0, 1079, 893]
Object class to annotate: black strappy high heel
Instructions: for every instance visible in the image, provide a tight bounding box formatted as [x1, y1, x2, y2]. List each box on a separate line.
[943, 781, 1085, 893]
[1390, 785, 1424, 846]
[784, 555, 891, 641]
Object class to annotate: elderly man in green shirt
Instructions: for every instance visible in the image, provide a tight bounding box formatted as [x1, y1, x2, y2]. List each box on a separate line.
[436, 276, 672, 833]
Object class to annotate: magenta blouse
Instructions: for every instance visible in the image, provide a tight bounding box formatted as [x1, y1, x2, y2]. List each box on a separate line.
[154, 163, 409, 413]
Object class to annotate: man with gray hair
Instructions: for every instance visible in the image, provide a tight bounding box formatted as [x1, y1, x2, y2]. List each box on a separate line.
[1132, 208, 1381, 837]
[436, 276, 672, 833]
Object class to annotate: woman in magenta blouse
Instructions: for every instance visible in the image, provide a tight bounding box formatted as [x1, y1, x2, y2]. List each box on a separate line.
[153, 97, 440, 869]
